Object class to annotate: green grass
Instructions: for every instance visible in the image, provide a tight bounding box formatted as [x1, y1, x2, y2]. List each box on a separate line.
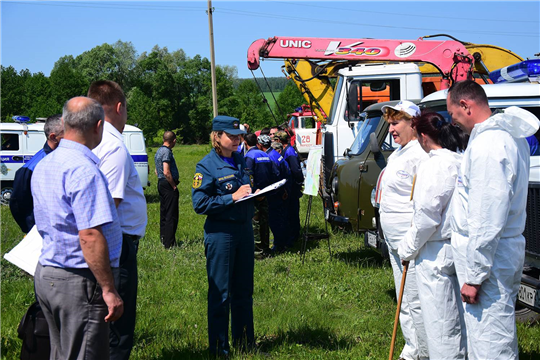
[263, 92, 281, 112]
[2, 144, 540, 359]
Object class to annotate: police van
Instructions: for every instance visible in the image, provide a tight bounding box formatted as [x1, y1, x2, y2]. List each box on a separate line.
[0, 118, 149, 205]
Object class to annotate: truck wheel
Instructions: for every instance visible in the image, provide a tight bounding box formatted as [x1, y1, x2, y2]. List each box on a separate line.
[1, 186, 13, 206]
[515, 305, 540, 324]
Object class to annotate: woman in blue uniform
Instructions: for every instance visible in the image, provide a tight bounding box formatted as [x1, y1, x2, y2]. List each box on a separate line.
[191, 115, 255, 357]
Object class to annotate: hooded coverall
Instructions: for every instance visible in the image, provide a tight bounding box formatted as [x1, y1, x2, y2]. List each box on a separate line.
[192, 149, 255, 356]
[450, 107, 539, 360]
[379, 139, 429, 360]
[398, 148, 465, 359]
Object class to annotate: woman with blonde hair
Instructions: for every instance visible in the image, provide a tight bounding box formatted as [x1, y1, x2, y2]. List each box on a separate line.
[192, 115, 256, 357]
[378, 101, 429, 360]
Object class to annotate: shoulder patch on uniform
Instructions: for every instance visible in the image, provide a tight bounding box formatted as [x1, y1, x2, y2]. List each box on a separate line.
[193, 173, 203, 188]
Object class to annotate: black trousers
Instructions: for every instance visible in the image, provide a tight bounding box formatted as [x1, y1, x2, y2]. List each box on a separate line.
[109, 234, 139, 360]
[158, 179, 179, 248]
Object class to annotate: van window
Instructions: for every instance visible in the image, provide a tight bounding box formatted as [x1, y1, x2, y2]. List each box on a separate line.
[1, 133, 20, 151]
[301, 117, 315, 129]
[27, 132, 46, 153]
[129, 133, 145, 152]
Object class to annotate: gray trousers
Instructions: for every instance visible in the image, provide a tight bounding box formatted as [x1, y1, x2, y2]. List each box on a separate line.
[35, 263, 119, 360]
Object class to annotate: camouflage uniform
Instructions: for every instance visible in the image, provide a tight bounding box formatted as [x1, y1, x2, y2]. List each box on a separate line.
[253, 197, 270, 258]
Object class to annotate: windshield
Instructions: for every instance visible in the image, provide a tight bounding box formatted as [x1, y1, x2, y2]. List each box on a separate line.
[327, 76, 344, 126]
[349, 113, 381, 155]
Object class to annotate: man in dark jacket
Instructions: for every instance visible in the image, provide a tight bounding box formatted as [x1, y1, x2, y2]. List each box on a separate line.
[274, 131, 304, 246]
[10, 114, 63, 233]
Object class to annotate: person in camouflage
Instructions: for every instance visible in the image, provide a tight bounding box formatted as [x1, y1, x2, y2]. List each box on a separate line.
[244, 133, 278, 258]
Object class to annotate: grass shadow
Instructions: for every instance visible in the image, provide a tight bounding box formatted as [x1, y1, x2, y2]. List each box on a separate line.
[333, 247, 385, 268]
[145, 193, 160, 204]
[519, 350, 540, 360]
[386, 288, 397, 303]
[257, 324, 354, 352]
[155, 348, 211, 360]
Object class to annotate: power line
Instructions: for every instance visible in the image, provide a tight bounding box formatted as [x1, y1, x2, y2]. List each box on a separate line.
[266, 0, 539, 24]
[8, 1, 205, 11]
[7, 0, 538, 38]
[217, 7, 538, 38]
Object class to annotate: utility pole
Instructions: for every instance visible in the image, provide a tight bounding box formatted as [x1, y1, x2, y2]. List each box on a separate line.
[207, 0, 218, 118]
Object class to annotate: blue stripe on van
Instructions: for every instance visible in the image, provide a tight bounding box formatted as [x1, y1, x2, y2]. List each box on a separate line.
[1, 156, 24, 163]
[131, 155, 148, 162]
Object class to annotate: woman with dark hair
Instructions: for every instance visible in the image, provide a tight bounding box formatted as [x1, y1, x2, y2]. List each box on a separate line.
[192, 115, 256, 357]
[398, 110, 466, 359]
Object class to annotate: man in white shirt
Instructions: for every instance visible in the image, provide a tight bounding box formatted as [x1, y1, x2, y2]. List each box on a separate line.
[89, 80, 148, 360]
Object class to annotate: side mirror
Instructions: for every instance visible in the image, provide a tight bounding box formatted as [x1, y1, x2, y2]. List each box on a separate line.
[369, 132, 380, 153]
[344, 148, 351, 157]
[370, 81, 387, 92]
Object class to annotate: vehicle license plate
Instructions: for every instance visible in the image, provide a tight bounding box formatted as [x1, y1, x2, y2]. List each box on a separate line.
[367, 231, 378, 248]
[518, 283, 537, 308]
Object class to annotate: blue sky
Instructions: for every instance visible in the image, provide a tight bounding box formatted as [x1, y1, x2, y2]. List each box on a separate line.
[2, 1, 539, 79]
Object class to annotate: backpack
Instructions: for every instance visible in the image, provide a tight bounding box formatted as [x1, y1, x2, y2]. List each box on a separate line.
[17, 301, 50, 360]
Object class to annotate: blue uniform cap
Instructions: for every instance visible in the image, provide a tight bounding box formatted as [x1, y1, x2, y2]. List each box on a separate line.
[212, 115, 246, 135]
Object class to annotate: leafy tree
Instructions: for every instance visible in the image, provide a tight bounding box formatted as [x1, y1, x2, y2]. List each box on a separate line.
[1, 66, 30, 121]
[127, 87, 160, 143]
[275, 81, 305, 123]
[23, 72, 59, 118]
[50, 56, 88, 107]
[227, 79, 272, 130]
[74, 40, 137, 89]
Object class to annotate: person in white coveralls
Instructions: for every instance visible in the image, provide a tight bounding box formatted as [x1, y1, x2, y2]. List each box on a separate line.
[378, 100, 429, 360]
[447, 80, 539, 360]
[398, 110, 467, 359]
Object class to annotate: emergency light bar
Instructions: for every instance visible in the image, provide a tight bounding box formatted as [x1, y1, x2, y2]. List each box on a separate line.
[12, 115, 31, 124]
[489, 59, 540, 84]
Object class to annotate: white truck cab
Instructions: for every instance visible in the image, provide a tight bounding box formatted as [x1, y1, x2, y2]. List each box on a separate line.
[322, 63, 424, 177]
[0, 121, 149, 205]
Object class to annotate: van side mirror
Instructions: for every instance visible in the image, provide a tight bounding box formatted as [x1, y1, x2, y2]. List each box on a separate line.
[369, 132, 380, 153]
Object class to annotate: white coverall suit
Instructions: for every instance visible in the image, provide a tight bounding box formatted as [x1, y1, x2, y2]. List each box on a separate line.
[380, 139, 429, 360]
[450, 107, 539, 360]
[398, 149, 466, 360]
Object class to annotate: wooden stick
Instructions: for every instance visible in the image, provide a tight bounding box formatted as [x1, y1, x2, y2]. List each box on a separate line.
[410, 174, 417, 201]
[389, 261, 409, 360]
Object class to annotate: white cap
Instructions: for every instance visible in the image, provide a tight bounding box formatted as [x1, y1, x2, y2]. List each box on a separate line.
[381, 100, 420, 117]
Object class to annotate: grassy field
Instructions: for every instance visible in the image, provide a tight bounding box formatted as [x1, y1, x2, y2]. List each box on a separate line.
[2, 144, 540, 359]
[263, 92, 280, 113]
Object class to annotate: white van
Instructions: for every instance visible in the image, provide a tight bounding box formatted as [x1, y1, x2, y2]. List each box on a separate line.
[1, 120, 149, 204]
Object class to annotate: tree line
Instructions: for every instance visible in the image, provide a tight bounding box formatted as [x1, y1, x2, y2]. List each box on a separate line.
[1, 40, 305, 144]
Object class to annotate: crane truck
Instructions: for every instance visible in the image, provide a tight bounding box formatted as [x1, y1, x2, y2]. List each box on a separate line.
[247, 35, 523, 184]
